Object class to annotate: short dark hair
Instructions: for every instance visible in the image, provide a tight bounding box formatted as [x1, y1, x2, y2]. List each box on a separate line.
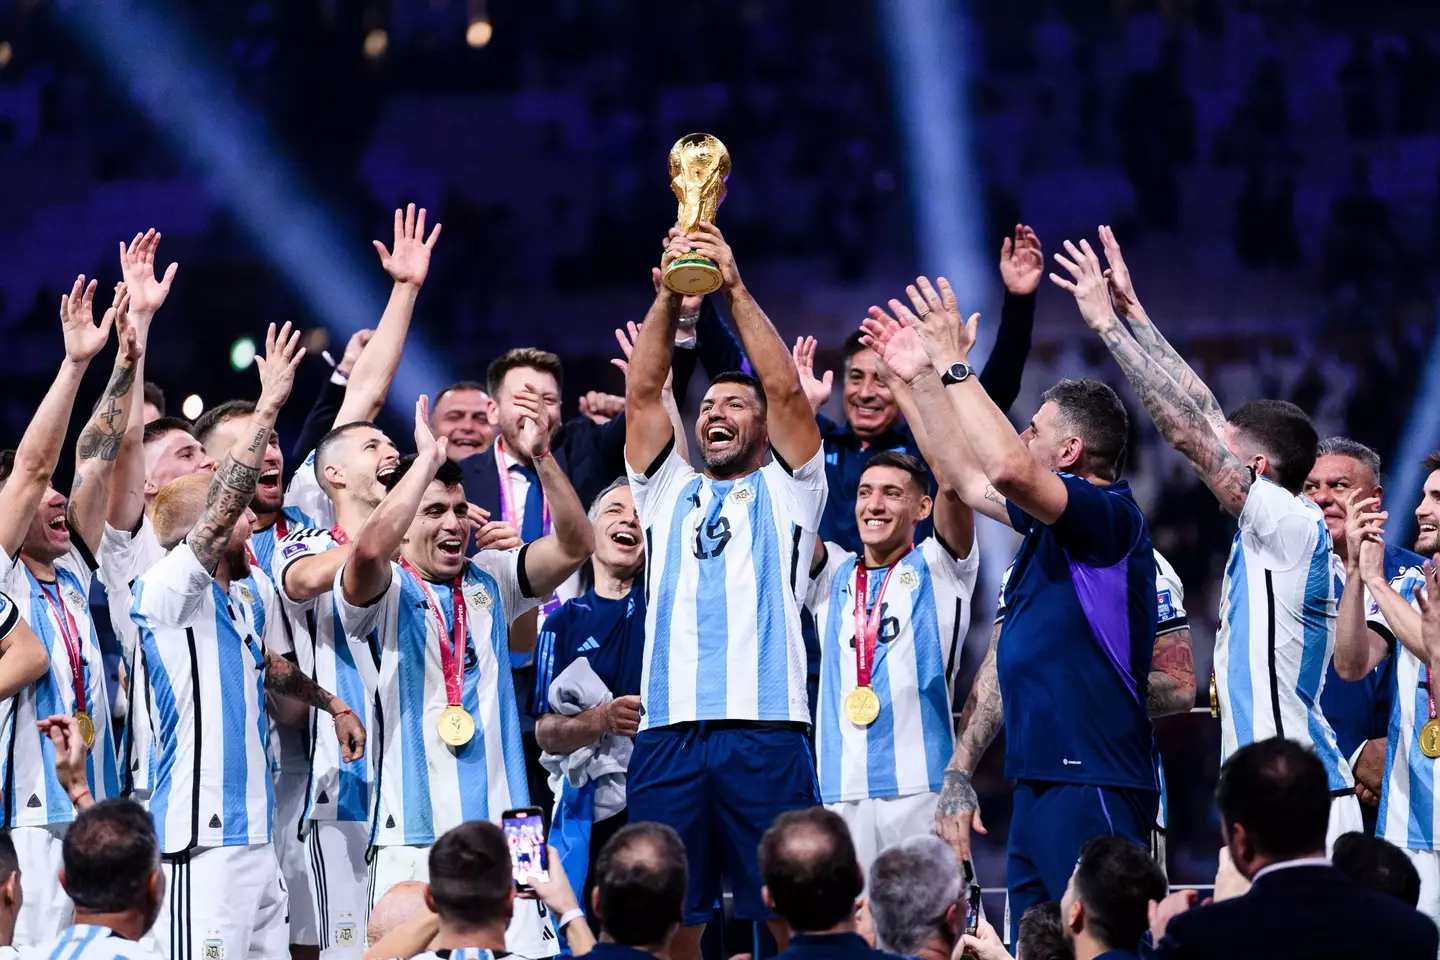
[1423, 450, 1440, 478]
[1216, 737, 1331, 862]
[1040, 379, 1129, 482]
[1332, 832, 1421, 907]
[143, 380, 166, 415]
[842, 330, 870, 367]
[381, 453, 464, 493]
[0, 450, 14, 486]
[428, 821, 512, 929]
[486, 348, 564, 398]
[436, 380, 490, 406]
[192, 399, 255, 443]
[758, 807, 862, 933]
[707, 371, 768, 412]
[62, 799, 159, 912]
[314, 421, 379, 496]
[143, 416, 196, 447]
[595, 823, 688, 946]
[1228, 399, 1318, 493]
[1316, 437, 1381, 481]
[1017, 901, 1068, 960]
[860, 451, 930, 496]
[1073, 837, 1167, 951]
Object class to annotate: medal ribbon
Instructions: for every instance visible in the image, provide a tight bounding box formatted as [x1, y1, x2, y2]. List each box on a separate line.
[1426, 666, 1436, 722]
[493, 440, 561, 617]
[400, 560, 466, 708]
[39, 583, 87, 714]
[851, 551, 910, 689]
[330, 525, 349, 545]
[274, 515, 289, 540]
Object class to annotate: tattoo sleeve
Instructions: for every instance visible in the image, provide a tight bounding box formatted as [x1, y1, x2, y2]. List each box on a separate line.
[188, 454, 262, 573]
[75, 363, 135, 465]
[1146, 628, 1196, 718]
[1096, 322, 1251, 516]
[948, 621, 1004, 775]
[264, 651, 338, 711]
[1123, 310, 1225, 431]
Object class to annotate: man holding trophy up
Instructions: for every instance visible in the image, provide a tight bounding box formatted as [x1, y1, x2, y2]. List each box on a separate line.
[624, 134, 826, 960]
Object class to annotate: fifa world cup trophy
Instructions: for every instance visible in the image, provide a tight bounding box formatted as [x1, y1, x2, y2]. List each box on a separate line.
[664, 133, 731, 295]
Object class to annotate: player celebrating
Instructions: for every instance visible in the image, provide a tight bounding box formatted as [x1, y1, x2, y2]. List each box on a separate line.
[623, 224, 826, 960]
[1057, 227, 1359, 843]
[336, 385, 592, 958]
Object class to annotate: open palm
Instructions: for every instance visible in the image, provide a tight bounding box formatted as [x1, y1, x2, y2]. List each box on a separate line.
[59, 275, 113, 363]
[374, 203, 442, 286]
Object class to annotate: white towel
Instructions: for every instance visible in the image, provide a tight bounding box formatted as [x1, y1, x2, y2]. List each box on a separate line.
[539, 658, 632, 822]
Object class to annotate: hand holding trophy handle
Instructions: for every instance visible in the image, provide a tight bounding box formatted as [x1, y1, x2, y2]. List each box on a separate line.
[664, 133, 731, 295]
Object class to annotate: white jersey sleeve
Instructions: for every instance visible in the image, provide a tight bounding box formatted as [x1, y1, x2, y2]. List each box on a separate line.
[272, 525, 341, 604]
[334, 561, 400, 643]
[130, 543, 214, 629]
[1154, 550, 1188, 635]
[0, 590, 18, 640]
[761, 448, 828, 534]
[806, 542, 851, 613]
[471, 548, 540, 625]
[921, 528, 981, 601]
[1365, 563, 1426, 644]
[286, 454, 336, 529]
[1240, 478, 1324, 571]
[627, 439, 699, 526]
[98, 520, 164, 591]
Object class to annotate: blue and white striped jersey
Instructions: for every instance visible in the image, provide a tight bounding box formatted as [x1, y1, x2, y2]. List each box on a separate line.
[1, 546, 120, 827]
[336, 549, 537, 847]
[272, 525, 372, 824]
[808, 536, 979, 803]
[131, 543, 281, 854]
[405, 951, 500, 960]
[628, 444, 827, 729]
[248, 457, 332, 582]
[1215, 477, 1351, 791]
[19, 924, 164, 960]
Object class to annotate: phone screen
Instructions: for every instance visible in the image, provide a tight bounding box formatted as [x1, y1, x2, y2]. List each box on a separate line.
[502, 808, 549, 887]
[964, 883, 982, 936]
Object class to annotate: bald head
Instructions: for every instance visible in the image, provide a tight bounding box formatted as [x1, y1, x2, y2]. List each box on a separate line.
[368, 880, 431, 946]
[151, 474, 213, 549]
[758, 807, 863, 934]
[595, 823, 687, 948]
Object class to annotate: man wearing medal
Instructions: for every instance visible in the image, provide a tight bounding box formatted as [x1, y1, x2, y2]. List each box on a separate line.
[336, 381, 593, 959]
[1331, 453, 1440, 926]
[802, 325, 979, 877]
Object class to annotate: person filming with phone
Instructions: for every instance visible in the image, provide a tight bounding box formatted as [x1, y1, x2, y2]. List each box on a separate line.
[867, 836, 977, 960]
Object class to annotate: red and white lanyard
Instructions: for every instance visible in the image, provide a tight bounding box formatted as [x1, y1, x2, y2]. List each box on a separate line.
[400, 560, 467, 709]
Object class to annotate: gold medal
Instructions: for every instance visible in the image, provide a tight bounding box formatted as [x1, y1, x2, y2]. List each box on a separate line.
[844, 686, 881, 727]
[437, 705, 475, 747]
[1209, 672, 1219, 719]
[74, 710, 95, 750]
[1421, 718, 1440, 760]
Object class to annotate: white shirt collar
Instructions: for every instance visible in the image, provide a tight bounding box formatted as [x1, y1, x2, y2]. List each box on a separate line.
[1251, 856, 1331, 883]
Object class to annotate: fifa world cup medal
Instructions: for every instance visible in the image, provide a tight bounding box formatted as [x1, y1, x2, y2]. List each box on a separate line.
[438, 705, 475, 747]
[844, 686, 881, 727]
[1421, 718, 1440, 759]
[74, 710, 96, 749]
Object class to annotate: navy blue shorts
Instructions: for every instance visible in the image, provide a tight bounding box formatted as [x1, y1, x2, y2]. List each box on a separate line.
[627, 722, 819, 925]
[1006, 780, 1157, 945]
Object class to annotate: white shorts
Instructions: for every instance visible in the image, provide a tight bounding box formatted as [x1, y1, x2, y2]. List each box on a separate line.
[154, 844, 289, 960]
[12, 825, 73, 947]
[274, 772, 318, 946]
[308, 821, 370, 960]
[1404, 848, 1440, 930]
[827, 791, 940, 884]
[1326, 793, 1364, 852]
[370, 844, 559, 960]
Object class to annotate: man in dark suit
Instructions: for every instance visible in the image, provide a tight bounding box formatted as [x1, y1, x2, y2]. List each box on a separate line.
[1148, 737, 1438, 959]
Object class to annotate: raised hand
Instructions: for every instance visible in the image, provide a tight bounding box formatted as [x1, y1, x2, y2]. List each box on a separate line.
[792, 336, 834, 413]
[613, 320, 675, 392]
[372, 203, 442, 287]
[513, 383, 555, 459]
[579, 391, 625, 425]
[1049, 239, 1117, 331]
[118, 228, 178, 322]
[858, 309, 932, 384]
[37, 714, 92, 807]
[254, 321, 306, 414]
[679, 221, 742, 291]
[413, 395, 448, 465]
[901, 275, 979, 367]
[652, 236, 705, 316]
[1341, 490, 1387, 576]
[337, 328, 374, 377]
[999, 223, 1043, 296]
[1097, 225, 1141, 319]
[1148, 889, 1198, 943]
[60, 275, 114, 364]
[113, 289, 139, 364]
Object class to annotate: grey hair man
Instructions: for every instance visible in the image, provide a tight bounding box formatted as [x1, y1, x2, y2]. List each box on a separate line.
[867, 836, 964, 960]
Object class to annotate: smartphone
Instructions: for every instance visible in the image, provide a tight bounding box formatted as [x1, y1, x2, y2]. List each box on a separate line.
[959, 859, 982, 960]
[502, 807, 549, 890]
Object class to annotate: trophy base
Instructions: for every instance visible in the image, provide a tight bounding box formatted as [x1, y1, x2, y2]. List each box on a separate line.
[664, 257, 723, 295]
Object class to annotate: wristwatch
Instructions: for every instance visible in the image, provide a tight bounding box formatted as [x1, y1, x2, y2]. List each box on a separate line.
[940, 361, 973, 386]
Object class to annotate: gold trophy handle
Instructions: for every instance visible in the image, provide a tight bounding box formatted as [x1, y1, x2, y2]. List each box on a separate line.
[664, 133, 730, 295]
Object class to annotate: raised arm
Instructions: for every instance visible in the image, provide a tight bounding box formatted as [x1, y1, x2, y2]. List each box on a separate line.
[614, 320, 688, 463]
[1098, 226, 1224, 434]
[624, 251, 684, 473]
[342, 398, 448, 606]
[188, 323, 305, 572]
[935, 620, 1001, 862]
[69, 291, 140, 554]
[681, 222, 821, 467]
[292, 329, 371, 466]
[334, 204, 441, 426]
[0, 276, 113, 559]
[1050, 239, 1251, 516]
[979, 224, 1042, 415]
[512, 385, 594, 598]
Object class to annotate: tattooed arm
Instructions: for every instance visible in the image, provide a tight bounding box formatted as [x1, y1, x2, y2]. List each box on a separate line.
[1148, 628, 1196, 717]
[69, 294, 139, 554]
[935, 621, 1002, 862]
[187, 323, 305, 573]
[264, 651, 365, 761]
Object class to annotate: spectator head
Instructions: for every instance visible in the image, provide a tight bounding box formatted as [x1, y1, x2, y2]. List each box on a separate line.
[486, 349, 563, 453]
[842, 330, 900, 440]
[425, 821, 514, 933]
[0, 830, 20, 941]
[593, 823, 687, 950]
[60, 799, 164, 936]
[193, 400, 286, 513]
[698, 371, 769, 479]
[1016, 902, 1067, 960]
[433, 380, 496, 460]
[1415, 451, 1440, 556]
[589, 479, 643, 581]
[1332, 833, 1421, 907]
[142, 417, 216, 501]
[1304, 437, 1382, 549]
[0, 450, 73, 565]
[1216, 737, 1331, 877]
[758, 807, 864, 934]
[368, 881, 430, 945]
[383, 454, 469, 582]
[868, 835, 963, 955]
[1028, 379, 1129, 483]
[1225, 400, 1318, 494]
[142, 381, 166, 424]
[856, 452, 933, 560]
[152, 473, 255, 574]
[1060, 837, 1166, 955]
[313, 421, 399, 505]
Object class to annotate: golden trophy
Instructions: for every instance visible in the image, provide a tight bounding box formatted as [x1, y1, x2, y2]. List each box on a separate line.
[664, 133, 731, 295]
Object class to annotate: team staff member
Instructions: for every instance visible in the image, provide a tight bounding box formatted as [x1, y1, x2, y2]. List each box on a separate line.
[862, 278, 1158, 944]
[624, 223, 826, 960]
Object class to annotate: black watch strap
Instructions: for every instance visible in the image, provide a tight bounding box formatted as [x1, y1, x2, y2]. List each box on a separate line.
[940, 362, 973, 386]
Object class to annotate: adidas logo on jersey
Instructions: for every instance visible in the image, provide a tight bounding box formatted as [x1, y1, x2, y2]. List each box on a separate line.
[317, 790, 330, 804]
[578, 637, 600, 653]
[26, 794, 40, 809]
[209, 814, 222, 828]
[386, 815, 396, 829]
